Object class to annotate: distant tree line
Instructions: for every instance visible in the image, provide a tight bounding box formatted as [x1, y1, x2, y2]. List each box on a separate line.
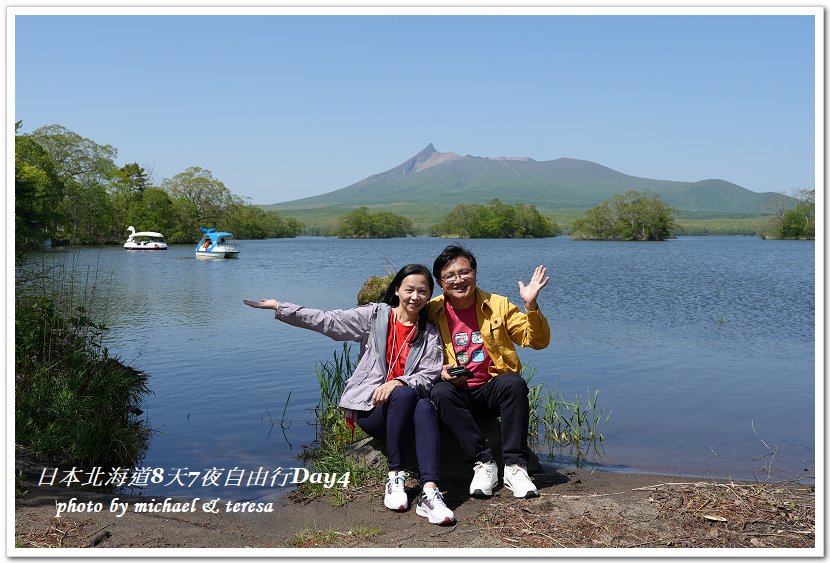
[334, 199, 560, 239]
[571, 190, 677, 241]
[15, 123, 302, 249]
[760, 189, 815, 240]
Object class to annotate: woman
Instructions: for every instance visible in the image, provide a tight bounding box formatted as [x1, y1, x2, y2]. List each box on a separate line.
[243, 264, 454, 525]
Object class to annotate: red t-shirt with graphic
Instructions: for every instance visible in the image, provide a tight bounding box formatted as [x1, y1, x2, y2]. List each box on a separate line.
[444, 300, 491, 389]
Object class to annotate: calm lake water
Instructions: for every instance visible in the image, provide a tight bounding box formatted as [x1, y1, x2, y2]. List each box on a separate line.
[23, 236, 815, 499]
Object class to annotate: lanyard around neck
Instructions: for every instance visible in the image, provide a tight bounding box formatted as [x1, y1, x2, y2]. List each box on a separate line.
[387, 312, 417, 380]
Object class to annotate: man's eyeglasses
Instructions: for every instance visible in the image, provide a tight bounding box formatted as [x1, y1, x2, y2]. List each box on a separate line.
[441, 268, 474, 282]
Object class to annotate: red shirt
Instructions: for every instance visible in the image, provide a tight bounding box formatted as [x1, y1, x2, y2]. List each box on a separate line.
[386, 310, 417, 381]
[444, 300, 492, 389]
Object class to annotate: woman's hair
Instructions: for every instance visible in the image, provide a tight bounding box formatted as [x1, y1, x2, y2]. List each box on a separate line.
[382, 263, 434, 345]
[432, 244, 477, 281]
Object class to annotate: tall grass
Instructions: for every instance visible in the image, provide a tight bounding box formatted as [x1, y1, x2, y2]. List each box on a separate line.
[536, 387, 611, 445]
[525, 366, 611, 461]
[15, 253, 150, 468]
[296, 343, 384, 504]
[313, 342, 354, 440]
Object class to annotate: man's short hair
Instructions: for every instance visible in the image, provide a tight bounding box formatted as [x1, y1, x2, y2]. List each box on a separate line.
[432, 244, 478, 280]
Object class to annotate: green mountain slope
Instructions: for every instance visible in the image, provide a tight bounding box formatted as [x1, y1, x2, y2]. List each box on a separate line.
[263, 144, 785, 228]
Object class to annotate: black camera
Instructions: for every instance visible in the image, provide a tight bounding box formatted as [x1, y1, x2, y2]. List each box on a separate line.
[448, 366, 473, 379]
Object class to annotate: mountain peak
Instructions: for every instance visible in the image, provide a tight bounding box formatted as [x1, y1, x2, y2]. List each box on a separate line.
[358, 143, 461, 185]
[415, 143, 437, 159]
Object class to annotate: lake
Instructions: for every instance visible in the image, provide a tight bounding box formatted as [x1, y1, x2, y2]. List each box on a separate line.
[22, 236, 816, 499]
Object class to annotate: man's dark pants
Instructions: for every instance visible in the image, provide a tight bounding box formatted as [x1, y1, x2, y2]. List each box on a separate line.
[429, 372, 530, 467]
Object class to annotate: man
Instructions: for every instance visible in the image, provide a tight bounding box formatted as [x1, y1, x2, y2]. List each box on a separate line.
[427, 244, 550, 499]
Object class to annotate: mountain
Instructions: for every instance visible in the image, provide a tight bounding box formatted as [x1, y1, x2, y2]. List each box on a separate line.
[264, 144, 783, 222]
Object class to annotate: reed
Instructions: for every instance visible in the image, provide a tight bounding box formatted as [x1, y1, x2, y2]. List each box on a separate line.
[312, 342, 356, 446]
[15, 253, 150, 468]
[525, 365, 611, 452]
[297, 343, 383, 504]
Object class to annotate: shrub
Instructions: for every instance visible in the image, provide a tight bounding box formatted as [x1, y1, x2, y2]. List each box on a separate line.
[357, 273, 394, 304]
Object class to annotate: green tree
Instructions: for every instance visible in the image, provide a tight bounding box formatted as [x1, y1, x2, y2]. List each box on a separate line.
[29, 124, 119, 243]
[613, 191, 676, 241]
[127, 187, 176, 237]
[121, 162, 151, 192]
[781, 189, 815, 240]
[479, 198, 517, 237]
[227, 205, 270, 239]
[78, 183, 116, 242]
[161, 166, 244, 242]
[275, 216, 304, 238]
[515, 204, 561, 238]
[15, 134, 65, 249]
[226, 205, 304, 239]
[432, 204, 485, 237]
[572, 201, 615, 240]
[374, 211, 414, 238]
[338, 207, 374, 238]
[110, 163, 153, 233]
[571, 190, 677, 241]
[759, 189, 815, 240]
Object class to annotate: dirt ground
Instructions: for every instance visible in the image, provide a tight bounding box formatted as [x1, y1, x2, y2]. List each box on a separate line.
[14, 462, 816, 554]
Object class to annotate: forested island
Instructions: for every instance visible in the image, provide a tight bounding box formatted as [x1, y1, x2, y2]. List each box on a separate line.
[431, 199, 560, 239]
[571, 191, 677, 241]
[337, 207, 416, 238]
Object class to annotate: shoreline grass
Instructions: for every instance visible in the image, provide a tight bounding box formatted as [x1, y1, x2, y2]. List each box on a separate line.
[294, 343, 385, 505]
[15, 252, 151, 469]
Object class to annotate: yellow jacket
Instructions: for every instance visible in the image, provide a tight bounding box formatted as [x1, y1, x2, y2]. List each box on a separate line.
[426, 288, 551, 377]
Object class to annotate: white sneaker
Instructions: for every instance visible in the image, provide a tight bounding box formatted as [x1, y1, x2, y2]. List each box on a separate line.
[469, 460, 498, 498]
[503, 464, 539, 498]
[416, 487, 456, 525]
[384, 471, 409, 511]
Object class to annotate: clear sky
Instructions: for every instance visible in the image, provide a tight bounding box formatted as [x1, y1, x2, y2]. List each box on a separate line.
[13, 10, 817, 205]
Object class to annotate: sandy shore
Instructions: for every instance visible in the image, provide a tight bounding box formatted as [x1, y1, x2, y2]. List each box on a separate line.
[14, 462, 816, 554]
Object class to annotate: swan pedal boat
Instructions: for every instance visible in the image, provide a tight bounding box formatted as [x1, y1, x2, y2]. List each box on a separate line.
[124, 226, 168, 250]
[195, 228, 240, 259]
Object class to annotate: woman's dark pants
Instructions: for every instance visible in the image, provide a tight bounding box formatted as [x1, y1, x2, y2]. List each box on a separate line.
[355, 384, 440, 485]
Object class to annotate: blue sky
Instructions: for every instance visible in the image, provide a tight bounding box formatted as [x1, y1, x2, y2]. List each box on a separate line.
[14, 11, 817, 204]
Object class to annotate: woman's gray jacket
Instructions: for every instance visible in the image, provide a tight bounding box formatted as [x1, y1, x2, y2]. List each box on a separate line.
[275, 302, 443, 412]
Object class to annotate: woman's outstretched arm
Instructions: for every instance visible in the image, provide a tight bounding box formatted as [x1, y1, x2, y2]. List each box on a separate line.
[243, 298, 374, 342]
